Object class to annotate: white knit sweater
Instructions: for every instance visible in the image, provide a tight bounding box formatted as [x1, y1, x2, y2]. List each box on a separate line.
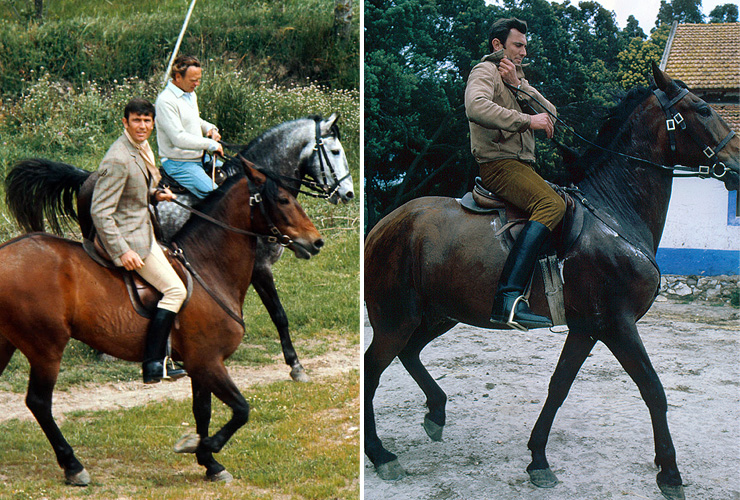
[155, 81, 219, 161]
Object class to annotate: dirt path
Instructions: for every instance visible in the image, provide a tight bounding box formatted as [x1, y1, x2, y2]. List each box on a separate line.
[0, 345, 359, 423]
[363, 300, 739, 500]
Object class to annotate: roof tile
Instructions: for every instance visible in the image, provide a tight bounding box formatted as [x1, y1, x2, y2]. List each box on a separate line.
[663, 23, 740, 90]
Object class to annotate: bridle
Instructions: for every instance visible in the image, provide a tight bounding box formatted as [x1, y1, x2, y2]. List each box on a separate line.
[507, 81, 737, 181]
[274, 119, 351, 199]
[171, 174, 292, 247]
[652, 87, 735, 179]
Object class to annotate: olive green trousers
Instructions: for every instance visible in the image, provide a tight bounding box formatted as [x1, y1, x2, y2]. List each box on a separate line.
[479, 158, 566, 231]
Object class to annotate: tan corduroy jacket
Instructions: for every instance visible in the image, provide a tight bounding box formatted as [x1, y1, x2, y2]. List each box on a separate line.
[91, 135, 160, 266]
[465, 53, 557, 164]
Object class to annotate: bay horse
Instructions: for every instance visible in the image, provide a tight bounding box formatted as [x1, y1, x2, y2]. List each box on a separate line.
[0, 159, 323, 485]
[364, 64, 738, 500]
[5, 113, 353, 382]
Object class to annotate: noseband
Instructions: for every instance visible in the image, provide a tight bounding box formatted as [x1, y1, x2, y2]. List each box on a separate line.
[653, 88, 736, 179]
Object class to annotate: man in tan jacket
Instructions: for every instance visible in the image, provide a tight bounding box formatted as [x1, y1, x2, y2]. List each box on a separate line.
[91, 98, 187, 384]
[465, 17, 565, 331]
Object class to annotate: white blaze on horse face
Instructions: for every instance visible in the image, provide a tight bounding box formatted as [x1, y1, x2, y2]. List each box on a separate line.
[321, 134, 354, 203]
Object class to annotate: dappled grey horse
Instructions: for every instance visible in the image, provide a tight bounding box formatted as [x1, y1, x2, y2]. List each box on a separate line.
[158, 113, 354, 381]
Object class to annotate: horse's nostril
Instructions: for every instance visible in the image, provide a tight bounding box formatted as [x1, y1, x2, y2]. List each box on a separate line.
[314, 239, 325, 249]
[345, 191, 355, 199]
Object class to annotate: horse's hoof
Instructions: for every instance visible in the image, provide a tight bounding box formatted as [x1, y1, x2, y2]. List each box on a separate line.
[290, 365, 311, 383]
[658, 481, 685, 500]
[528, 467, 559, 488]
[207, 470, 234, 483]
[422, 415, 444, 442]
[65, 468, 90, 486]
[376, 459, 406, 481]
[174, 433, 200, 453]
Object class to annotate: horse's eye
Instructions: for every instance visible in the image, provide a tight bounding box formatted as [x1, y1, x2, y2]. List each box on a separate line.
[331, 150, 341, 155]
[697, 106, 712, 117]
[278, 197, 290, 205]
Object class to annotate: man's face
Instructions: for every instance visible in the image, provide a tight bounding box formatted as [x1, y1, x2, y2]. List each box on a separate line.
[173, 66, 202, 93]
[122, 112, 154, 143]
[493, 28, 527, 65]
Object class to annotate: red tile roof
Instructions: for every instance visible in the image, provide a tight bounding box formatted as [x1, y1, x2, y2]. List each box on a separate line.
[713, 104, 740, 133]
[662, 23, 740, 90]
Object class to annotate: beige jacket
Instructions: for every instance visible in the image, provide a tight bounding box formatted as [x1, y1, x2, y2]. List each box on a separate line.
[465, 53, 556, 164]
[91, 135, 159, 266]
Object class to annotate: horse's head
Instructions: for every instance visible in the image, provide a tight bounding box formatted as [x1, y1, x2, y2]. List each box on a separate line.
[652, 62, 739, 191]
[300, 113, 355, 204]
[241, 158, 323, 259]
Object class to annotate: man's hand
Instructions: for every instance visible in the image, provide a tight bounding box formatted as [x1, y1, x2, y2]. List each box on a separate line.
[155, 187, 176, 203]
[206, 128, 222, 142]
[529, 113, 554, 139]
[120, 250, 144, 271]
[497, 58, 521, 87]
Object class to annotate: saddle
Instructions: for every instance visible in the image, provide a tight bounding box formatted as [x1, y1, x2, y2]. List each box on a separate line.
[459, 177, 584, 258]
[82, 234, 193, 319]
[458, 178, 585, 327]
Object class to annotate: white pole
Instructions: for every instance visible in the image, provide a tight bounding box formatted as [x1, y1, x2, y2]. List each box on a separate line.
[163, 0, 199, 88]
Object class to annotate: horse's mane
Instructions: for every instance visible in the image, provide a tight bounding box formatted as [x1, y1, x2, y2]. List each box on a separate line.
[576, 86, 653, 174]
[172, 167, 281, 244]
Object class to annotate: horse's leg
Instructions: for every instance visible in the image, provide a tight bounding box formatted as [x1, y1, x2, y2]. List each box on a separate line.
[252, 263, 308, 382]
[364, 308, 421, 480]
[26, 364, 90, 486]
[601, 322, 684, 500]
[190, 364, 249, 481]
[397, 319, 456, 442]
[527, 327, 597, 488]
[0, 337, 17, 376]
[188, 377, 234, 481]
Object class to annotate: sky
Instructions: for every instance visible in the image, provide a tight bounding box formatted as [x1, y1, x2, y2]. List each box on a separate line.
[588, 0, 739, 32]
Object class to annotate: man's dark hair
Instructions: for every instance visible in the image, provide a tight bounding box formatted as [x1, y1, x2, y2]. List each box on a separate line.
[488, 18, 527, 50]
[124, 98, 155, 119]
[171, 55, 201, 79]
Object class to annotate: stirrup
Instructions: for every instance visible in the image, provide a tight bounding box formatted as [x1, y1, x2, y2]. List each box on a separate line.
[162, 356, 187, 381]
[506, 296, 530, 332]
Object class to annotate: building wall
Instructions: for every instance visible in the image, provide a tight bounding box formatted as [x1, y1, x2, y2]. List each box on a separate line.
[657, 177, 740, 275]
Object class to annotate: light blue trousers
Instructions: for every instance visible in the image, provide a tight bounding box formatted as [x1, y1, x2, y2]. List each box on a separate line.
[161, 159, 216, 199]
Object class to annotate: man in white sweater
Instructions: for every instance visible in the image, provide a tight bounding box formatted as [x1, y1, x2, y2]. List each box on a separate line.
[155, 55, 224, 199]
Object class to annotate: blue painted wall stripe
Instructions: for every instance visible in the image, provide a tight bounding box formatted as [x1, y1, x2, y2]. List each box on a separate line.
[656, 248, 740, 276]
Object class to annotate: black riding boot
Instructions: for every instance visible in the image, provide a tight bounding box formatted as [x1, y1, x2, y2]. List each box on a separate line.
[142, 308, 187, 384]
[490, 220, 553, 331]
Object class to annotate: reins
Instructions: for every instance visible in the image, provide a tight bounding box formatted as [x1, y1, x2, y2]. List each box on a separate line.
[505, 81, 736, 180]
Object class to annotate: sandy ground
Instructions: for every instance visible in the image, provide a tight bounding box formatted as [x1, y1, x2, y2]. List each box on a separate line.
[0, 346, 359, 423]
[363, 300, 740, 500]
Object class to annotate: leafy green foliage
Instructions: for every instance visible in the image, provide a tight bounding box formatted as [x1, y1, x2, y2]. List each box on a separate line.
[709, 3, 739, 23]
[617, 24, 670, 89]
[656, 0, 705, 28]
[0, 0, 359, 96]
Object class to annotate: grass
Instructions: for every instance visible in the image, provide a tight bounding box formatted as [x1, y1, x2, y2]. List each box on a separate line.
[0, 372, 359, 500]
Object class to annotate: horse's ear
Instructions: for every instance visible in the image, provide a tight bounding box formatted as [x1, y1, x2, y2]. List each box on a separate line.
[240, 156, 266, 184]
[321, 112, 340, 134]
[651, 61, 673, 92]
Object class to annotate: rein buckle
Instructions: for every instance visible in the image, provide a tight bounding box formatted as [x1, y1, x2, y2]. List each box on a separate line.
[249, 193, 262, 206]
[703, 146, 715, 159]
[666, 119, 676, 131]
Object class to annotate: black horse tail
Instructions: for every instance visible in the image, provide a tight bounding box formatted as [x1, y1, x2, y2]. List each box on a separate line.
[4, 158, 91, 235]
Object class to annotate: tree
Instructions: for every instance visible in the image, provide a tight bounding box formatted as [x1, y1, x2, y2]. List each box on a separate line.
[623, 15, 647, 40]
[655, 0, 704, 28]
[334, 0, 353, 40]
[709, 3, 739, 22]
[617, 23, 671, 88]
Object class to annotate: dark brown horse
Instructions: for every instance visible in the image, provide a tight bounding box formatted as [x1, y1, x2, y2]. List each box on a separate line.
[364, 64, 738, 500]
[0, 159, 323, 485]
